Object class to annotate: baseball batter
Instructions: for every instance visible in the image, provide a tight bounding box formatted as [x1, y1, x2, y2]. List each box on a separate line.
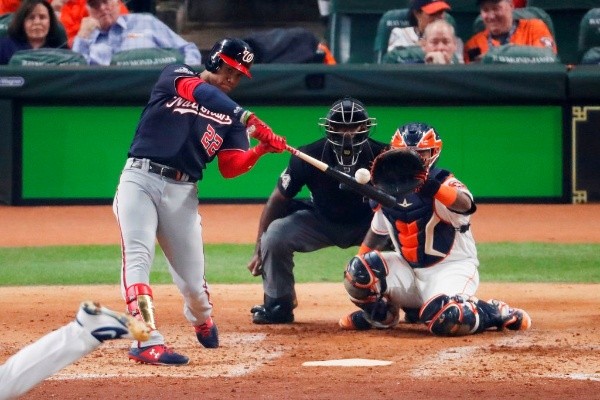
[339, 122, 532, 335]
[248, 97, 388, 324]
[113, 38, 286, 365]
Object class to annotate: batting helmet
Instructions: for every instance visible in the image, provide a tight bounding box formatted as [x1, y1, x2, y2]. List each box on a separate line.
[318, 97, 376, 168]
[205, 38, 254, 78]
[390, 122, 442, 169]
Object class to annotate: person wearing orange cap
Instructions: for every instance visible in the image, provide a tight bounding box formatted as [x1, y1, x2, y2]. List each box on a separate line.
[387, 0, 464, 63]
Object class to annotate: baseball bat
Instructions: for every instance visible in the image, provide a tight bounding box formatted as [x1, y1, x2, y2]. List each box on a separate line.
[285, 145, 398, 208]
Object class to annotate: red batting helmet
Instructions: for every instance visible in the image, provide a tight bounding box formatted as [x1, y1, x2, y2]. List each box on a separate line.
[205, 38, 254, 78]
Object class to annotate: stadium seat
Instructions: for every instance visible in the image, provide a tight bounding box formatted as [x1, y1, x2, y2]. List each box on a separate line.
[373, 8, 456, 63]
[381, 45, 425, 63]
[0, 12, 11, 37]
[110, 48, 183, 66]
[578, 8, 600, 63]
[8, 48, 87, 66]
[480, 44, 560, 64]
[327, 0, 412, 64]
[472, 6, 555, 37]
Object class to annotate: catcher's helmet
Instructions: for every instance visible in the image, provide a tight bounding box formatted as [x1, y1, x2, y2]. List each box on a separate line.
[391, 122, 442, 169]
[205, 38, 254, 78]
[318, 97, 376, 168]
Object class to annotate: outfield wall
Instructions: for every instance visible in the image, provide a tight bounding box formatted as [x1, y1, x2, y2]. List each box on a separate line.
[0, 64, 598, 204]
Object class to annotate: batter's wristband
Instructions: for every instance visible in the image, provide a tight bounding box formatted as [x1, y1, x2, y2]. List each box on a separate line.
[240, 110, 253, 125]
[358, 244, 373, 255]
[434, 184, 458, 207]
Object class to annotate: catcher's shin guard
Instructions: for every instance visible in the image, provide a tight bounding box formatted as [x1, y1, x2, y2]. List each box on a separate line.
[126, 283, 157, 330]
[420, 294, 529, 336]
[421, 294, 495, 336]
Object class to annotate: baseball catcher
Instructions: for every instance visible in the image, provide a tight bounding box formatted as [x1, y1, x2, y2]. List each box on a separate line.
[339, 122, 532, 336]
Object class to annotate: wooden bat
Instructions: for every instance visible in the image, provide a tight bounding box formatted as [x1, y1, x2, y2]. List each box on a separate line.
[285, 145, 398, 208]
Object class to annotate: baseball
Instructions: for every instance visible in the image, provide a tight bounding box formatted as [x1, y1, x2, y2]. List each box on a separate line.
[354, 168, 371, 184]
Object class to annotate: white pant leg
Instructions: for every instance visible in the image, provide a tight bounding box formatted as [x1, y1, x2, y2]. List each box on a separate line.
[155, 180, 210, 326]
[0, 322, 99, 400]
[113, 168, 165, 346]
[414, 260, 480, 302]
[380, 252, 423, 309]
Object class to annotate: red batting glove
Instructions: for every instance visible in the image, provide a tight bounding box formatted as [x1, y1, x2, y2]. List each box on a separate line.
[246, 114, 272, 142]
[246, 114, 287, 153]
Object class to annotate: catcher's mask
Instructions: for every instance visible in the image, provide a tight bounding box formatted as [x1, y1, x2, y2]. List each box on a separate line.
[205, 38, 254, 78]
[319, 97, 376, 169]
[391, 122, 442, 170]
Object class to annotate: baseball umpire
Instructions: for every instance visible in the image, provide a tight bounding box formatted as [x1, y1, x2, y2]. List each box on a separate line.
[339, 122, 532, 336]
[113, 38, 286, 365]
[248, 97, 388, 324]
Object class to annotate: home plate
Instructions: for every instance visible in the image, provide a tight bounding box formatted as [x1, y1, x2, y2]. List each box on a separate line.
[302, 358, 393, 367]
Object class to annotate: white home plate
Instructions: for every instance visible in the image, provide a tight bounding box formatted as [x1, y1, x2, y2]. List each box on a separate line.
[302, 358, 393, 367]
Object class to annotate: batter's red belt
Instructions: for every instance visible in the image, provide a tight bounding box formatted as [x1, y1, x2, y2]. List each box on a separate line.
[131, 158, 193, 182]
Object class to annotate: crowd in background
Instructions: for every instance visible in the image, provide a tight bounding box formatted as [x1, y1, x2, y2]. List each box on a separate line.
[0, 0, 588, 66]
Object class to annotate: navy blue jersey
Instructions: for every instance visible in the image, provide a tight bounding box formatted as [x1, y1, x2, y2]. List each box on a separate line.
[277, 138, 388, 223]
[128, 64, 250, 181]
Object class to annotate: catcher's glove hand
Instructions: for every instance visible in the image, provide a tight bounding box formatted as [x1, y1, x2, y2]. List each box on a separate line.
[370, 148, 427, 199]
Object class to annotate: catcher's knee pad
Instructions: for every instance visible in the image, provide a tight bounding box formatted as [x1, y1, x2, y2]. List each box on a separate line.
[343, 251, 389, 305]
[126, 283, 157, 329]
[419, 294, 480, 337]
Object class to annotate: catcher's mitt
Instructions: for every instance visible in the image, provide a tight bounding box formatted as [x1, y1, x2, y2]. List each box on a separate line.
[370, 148, 427, 198]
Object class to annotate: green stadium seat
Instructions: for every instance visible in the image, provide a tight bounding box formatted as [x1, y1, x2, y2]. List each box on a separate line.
[8, 48, 87, 66]
[328, 0, 412, 64]
[580, 46, 600, 64]
[381, 45, 425, 64]
[373, 8, 457, 63]
[0, 12, 11, 38]
[110, 48, 183, 66]
[578, 8, 600, 63]
[472, 7, 555, 37]
[480, 44, 560, 64]
[373, 8, 411, 63]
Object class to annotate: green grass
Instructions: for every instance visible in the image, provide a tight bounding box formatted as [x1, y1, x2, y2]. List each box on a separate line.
[0, 243, 598, 286]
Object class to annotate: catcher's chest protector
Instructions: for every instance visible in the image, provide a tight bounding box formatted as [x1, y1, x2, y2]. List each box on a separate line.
[383, 169, 456, 268]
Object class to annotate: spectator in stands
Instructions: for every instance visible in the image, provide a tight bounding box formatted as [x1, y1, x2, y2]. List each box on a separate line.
[382, 19, 461, 65]
[421, 19, 461, 64]
[387, 0, 464, 63]
[72, 0, 200, 65]
[53, 0, 128, 47]
[464, 0, 556, 63]
[0, 0, 66, 64]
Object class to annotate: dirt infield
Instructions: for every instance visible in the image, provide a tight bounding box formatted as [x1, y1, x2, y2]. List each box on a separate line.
[1, 204, 600, 399]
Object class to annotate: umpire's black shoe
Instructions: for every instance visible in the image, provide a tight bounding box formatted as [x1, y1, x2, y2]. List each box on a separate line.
[251, 304, 294, 324]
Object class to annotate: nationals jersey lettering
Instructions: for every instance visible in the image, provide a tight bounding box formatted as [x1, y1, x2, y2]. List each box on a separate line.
[127, 64, 249, 181]
[166, 97, 233, 124]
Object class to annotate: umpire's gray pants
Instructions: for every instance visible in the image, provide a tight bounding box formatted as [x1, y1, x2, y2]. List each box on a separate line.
[260, 209, 372, 301]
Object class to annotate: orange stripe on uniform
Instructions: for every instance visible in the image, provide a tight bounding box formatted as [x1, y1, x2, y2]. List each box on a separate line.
[396, 220, 419, 262]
